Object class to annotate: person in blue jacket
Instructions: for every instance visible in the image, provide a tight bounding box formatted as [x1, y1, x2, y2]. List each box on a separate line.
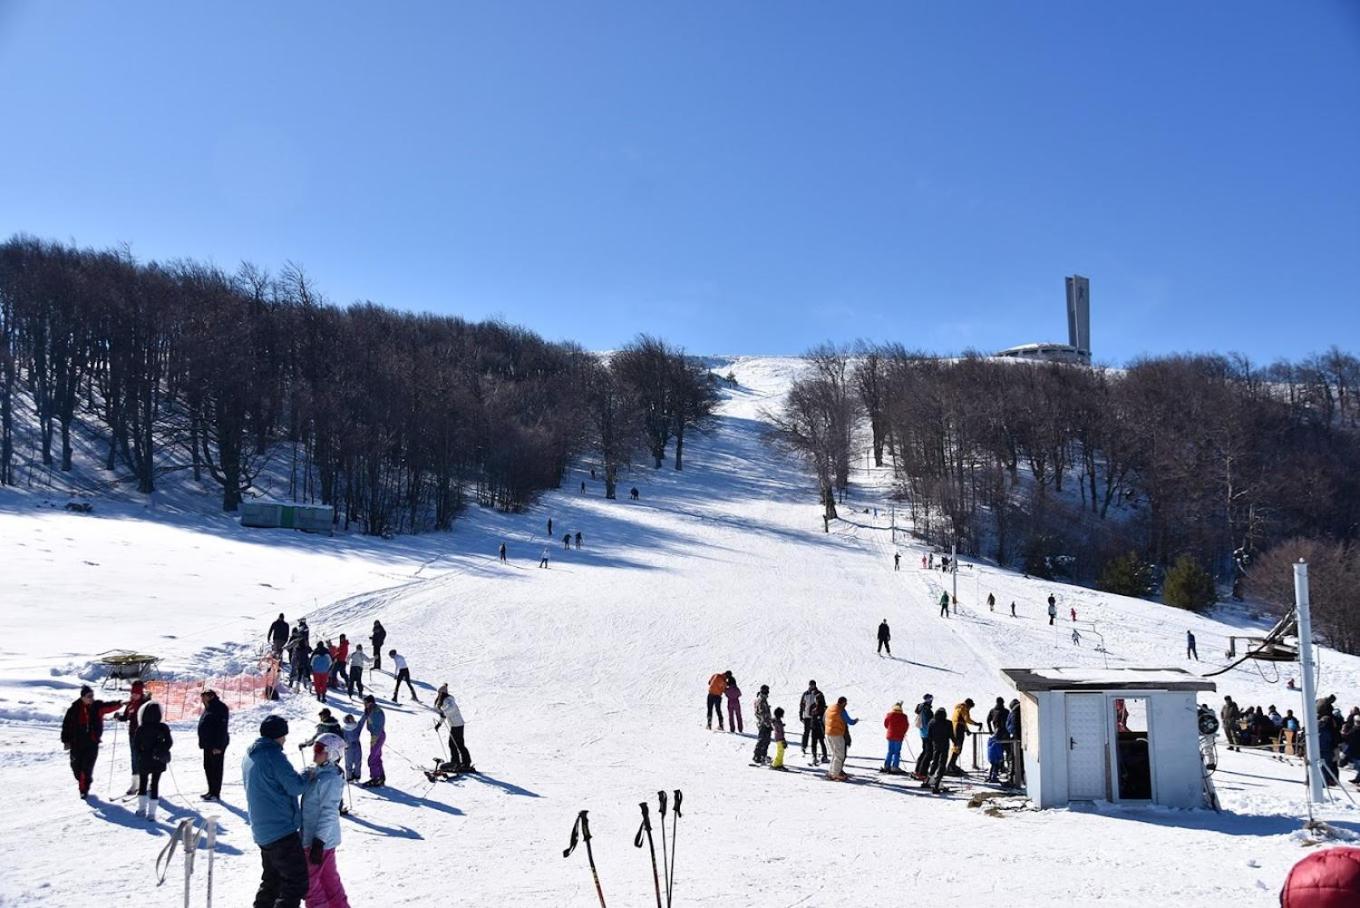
[309, 644, 333, 704]
[242, 715, 308, 908]
[301, 733, 350, 906]
[340, 713, 367, 784]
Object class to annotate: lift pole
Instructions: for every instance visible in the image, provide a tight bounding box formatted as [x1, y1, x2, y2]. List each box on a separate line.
[1295, 559, 1326, 804]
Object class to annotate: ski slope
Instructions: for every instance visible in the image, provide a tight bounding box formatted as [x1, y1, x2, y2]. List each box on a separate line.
[1, 355, 1357, 907]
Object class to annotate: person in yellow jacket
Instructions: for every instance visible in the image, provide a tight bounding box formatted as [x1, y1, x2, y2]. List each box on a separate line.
[824, 696, 859, 781]
[707, 671, 728, 730]
[948, 698, 981, 774]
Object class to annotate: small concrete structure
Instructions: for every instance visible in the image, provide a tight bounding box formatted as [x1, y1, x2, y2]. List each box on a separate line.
[240, 500, 335, 533]
[1002, 667, 1215, 809]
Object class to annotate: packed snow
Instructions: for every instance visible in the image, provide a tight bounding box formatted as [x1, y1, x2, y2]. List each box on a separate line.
[1, 355, 1357, 907]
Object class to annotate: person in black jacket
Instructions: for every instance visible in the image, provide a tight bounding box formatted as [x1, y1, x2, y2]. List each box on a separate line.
[133, 700, 173, 820]
[922, 708, 954, 793]
[198, 689, 230, 801]
[61, 685, 123, 799]
[986, 697, 1008, 734]
[876, 620, 891, 656]
[268, 613, 289, 657]
[371, 620, 387, 673]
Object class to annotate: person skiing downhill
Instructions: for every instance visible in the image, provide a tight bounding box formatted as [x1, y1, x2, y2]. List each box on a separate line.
[539, 547, 550, 569]
[752, 685, 773, 764]
[132, 700, 172, 820]
[877, 620, 892, 656]
[987, 593, 996, 612]
[939, 591, 950, 618]
[1010, 601, 1016, 617]
[371, 620, 387, 673]
[547, 517, 553, 537]
[434, 683, 473, 771]
[361, 696, 387, 787]
[61, 685, 123, 799]
[707, 672, 728, 730]
[1070, 607, 1077, 622]
[920, 554, 927, 570]
[882, 702, 908, 773]
[301, 734, 350, 908]
[1187, 630, 1199, 660]
[115, 680, 149, 795]
[894, 552, 900, 571]
[390, 650, 419, 703]
[243, 715, 308, 908]
[563, 532, 571, 549]
[198, 689, 229, 802]
[1047, 595, 1057, 625]
[498, 542, 507, 563]
[823, 696, 858, 781]
[575, 531, 582, 549]
[724, 672, 744, 733]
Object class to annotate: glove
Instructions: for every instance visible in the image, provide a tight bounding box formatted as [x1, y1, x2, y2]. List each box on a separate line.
[309, 838, 324, 865]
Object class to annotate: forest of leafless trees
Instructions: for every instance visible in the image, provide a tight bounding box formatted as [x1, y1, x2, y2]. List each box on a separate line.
[0, 236, 717, 533]
[774, 341, 1360, 620]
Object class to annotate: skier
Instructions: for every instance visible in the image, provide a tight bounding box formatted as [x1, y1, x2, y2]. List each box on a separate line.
[288, 629, 311, 691]
[927, 552, 934, 570]
[1221, 696, 1241, 752]
[947, 699, 981, 774]
[361, 695, 387, 787]
[804, 682, 829, 764]
[563, 532, 571, 549]
[823, 696, 858, 781]
[242, 715, 308, 908]
[1006, 699, 1023, 783]
[347, 644, 369, 699]
[985, 733, 1005, 784]
[434, 683, 473, 771]
[299, 709, 344, 749]
[986, 697, 1008, 735]
[340, 713, 367, 783]
[724, 672, 744, 733]
[1187, 630, 1199, 660]
[707, 671, 728, 730]
[498, 542, 507, 563]
[575, 531, 582, 549]
[302, 733, 350, 908]
[547, 517, 553, 537]
[894, 552, 900, 571]
[310, 643, 333, 703]
[371, 620, 386, 673]
[922, 708, 953, 793]
[882, 702, 908, 774]
[390, 649, 419, 703]
[115, 680, 149, 795]
[1010, 601, 1016, 617]
[1070, 607, 1077, 622]
[799, 681, 818, 754]
[268, 613, 290, 658]
[1071, 628, 1082, 646]
[198, 688, 230, 802]
[877, 619, 892, 656]
[939, 590, 950, 618]
[132, 700, 172, 820]
[539, 547, 550, 569]
[771, 707, 788, 770]
[987, 592, 995, 612]
[1047, 597, 1057, 625]
[330, 635, 351, 693]
[752, 685, 773, 764]
[60, 685, 123, 799]
[920, 554, 927, 570]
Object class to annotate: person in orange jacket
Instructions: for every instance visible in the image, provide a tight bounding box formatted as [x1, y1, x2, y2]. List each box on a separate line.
[706, 671, 728, 730]
[824, 696, 859, 781]
[882, 702, 909, 774]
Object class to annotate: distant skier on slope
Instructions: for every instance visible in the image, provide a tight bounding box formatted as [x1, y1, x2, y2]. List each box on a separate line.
[389, 650, 419, 703]
[752, 685, 773, 764]
[547, 517, 553, 537]
[1187, 630, 1198, 660]
[563, 532, 571, 549]
[707, 671, 728, 730]
[1010, 601, 1016, 617]
[1047, 596, 1057, 626]
[1070, 607, 1077, 622]
[347, 644, 369, 699]
[498, 542, 507, 563]
[987, 593, 995, 613]
[939, 591, 950, 618]
[61, 685, 123, 800]
[724, 672, 744, 733]
[877, 619, 892, 656]
[894, 552, 900, 571]
[575, 531, 582, 549]
[539, 547, 550, 569]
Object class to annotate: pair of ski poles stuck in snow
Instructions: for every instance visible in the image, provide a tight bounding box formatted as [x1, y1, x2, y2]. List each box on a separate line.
[565, 789, 683, 907]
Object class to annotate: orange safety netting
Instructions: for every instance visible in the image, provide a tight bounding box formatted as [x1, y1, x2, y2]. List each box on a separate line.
[144, 655, 282, 722]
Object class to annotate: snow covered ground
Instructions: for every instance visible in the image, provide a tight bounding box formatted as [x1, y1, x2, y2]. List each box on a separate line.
[1, 355, 1357, 907]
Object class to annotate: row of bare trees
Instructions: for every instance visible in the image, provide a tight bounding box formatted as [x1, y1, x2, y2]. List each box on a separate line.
[0, 236, 718, 533]
[775, 342, 1360, 596]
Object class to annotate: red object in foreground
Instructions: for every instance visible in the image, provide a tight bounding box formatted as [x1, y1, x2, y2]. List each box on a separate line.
[1281, 847, 1360, 907]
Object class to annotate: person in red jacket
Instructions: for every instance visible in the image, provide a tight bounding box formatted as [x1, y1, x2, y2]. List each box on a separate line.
[61, 685, 124, 799]
[882, 702, 909, 774]
[115, 680, 150, 795]
[1281, 846, 1360, 906]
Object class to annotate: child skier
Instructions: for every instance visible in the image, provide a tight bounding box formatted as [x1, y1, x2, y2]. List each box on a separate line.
[310, 643, 333, 703]
[986, 733, 1005, 783]
[302, 733, 350, 908]
[771, 707, 788, 770]
[340, 714, 367, 783]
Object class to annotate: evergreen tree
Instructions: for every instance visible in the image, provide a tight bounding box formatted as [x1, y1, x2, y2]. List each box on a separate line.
[1163, 554, 1216, 611]
[1098, 550, 1155, 598]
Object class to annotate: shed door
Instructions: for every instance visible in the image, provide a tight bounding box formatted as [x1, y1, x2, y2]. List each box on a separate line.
[1065, 694, 1107, 800]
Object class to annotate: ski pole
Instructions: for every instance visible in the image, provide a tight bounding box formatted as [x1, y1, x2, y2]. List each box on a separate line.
[668, 790, 682, 907]
[656, 791, 669, 907]
[107, 714, 119, 792]
[634, 802, 661, 908]
[563, 809, 606, 907]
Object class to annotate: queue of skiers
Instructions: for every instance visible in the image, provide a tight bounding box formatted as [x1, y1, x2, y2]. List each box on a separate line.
[713, 674, 1023, 793]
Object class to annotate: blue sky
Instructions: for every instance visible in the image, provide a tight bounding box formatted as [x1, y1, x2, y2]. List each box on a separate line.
[1, 2, 1356, 363]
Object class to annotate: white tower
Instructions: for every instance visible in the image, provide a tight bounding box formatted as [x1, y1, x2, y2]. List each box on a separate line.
[1065, 275, 1091, 363]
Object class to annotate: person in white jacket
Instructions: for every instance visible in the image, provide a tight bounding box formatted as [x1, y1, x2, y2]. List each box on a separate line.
[434, 683, 474, 771]
[346, 645, 370, 699]
[301, 733, 348, 906]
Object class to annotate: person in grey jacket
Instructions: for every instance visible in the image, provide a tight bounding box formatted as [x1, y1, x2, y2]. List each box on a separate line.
[301, 733, 349, 906]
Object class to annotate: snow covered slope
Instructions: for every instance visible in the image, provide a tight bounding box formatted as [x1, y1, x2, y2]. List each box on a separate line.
[1, 354, 1356, 907]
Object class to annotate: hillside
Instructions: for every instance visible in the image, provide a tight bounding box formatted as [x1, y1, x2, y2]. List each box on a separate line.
[1, 355, 1356, 907]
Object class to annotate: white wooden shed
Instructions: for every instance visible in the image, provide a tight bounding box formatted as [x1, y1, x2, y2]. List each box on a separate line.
[1001, 667, 1216, 809]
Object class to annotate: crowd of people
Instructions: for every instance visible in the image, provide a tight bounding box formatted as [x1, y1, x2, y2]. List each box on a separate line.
[706, 672, 1023, 793]
[1219, 693, 1360, 786]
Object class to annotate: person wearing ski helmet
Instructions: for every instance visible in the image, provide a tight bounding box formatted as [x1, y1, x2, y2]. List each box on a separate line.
[115, 679, 149, 796]
[242, 715, 308, 907]
[302, 732, 350, 908]
[60, 685, 123, 799]
[132, 699, 173, 821]
[434, 683, 473, 772]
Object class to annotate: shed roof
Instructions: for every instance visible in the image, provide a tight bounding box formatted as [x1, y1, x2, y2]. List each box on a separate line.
[1002, 667, 1216, 693]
